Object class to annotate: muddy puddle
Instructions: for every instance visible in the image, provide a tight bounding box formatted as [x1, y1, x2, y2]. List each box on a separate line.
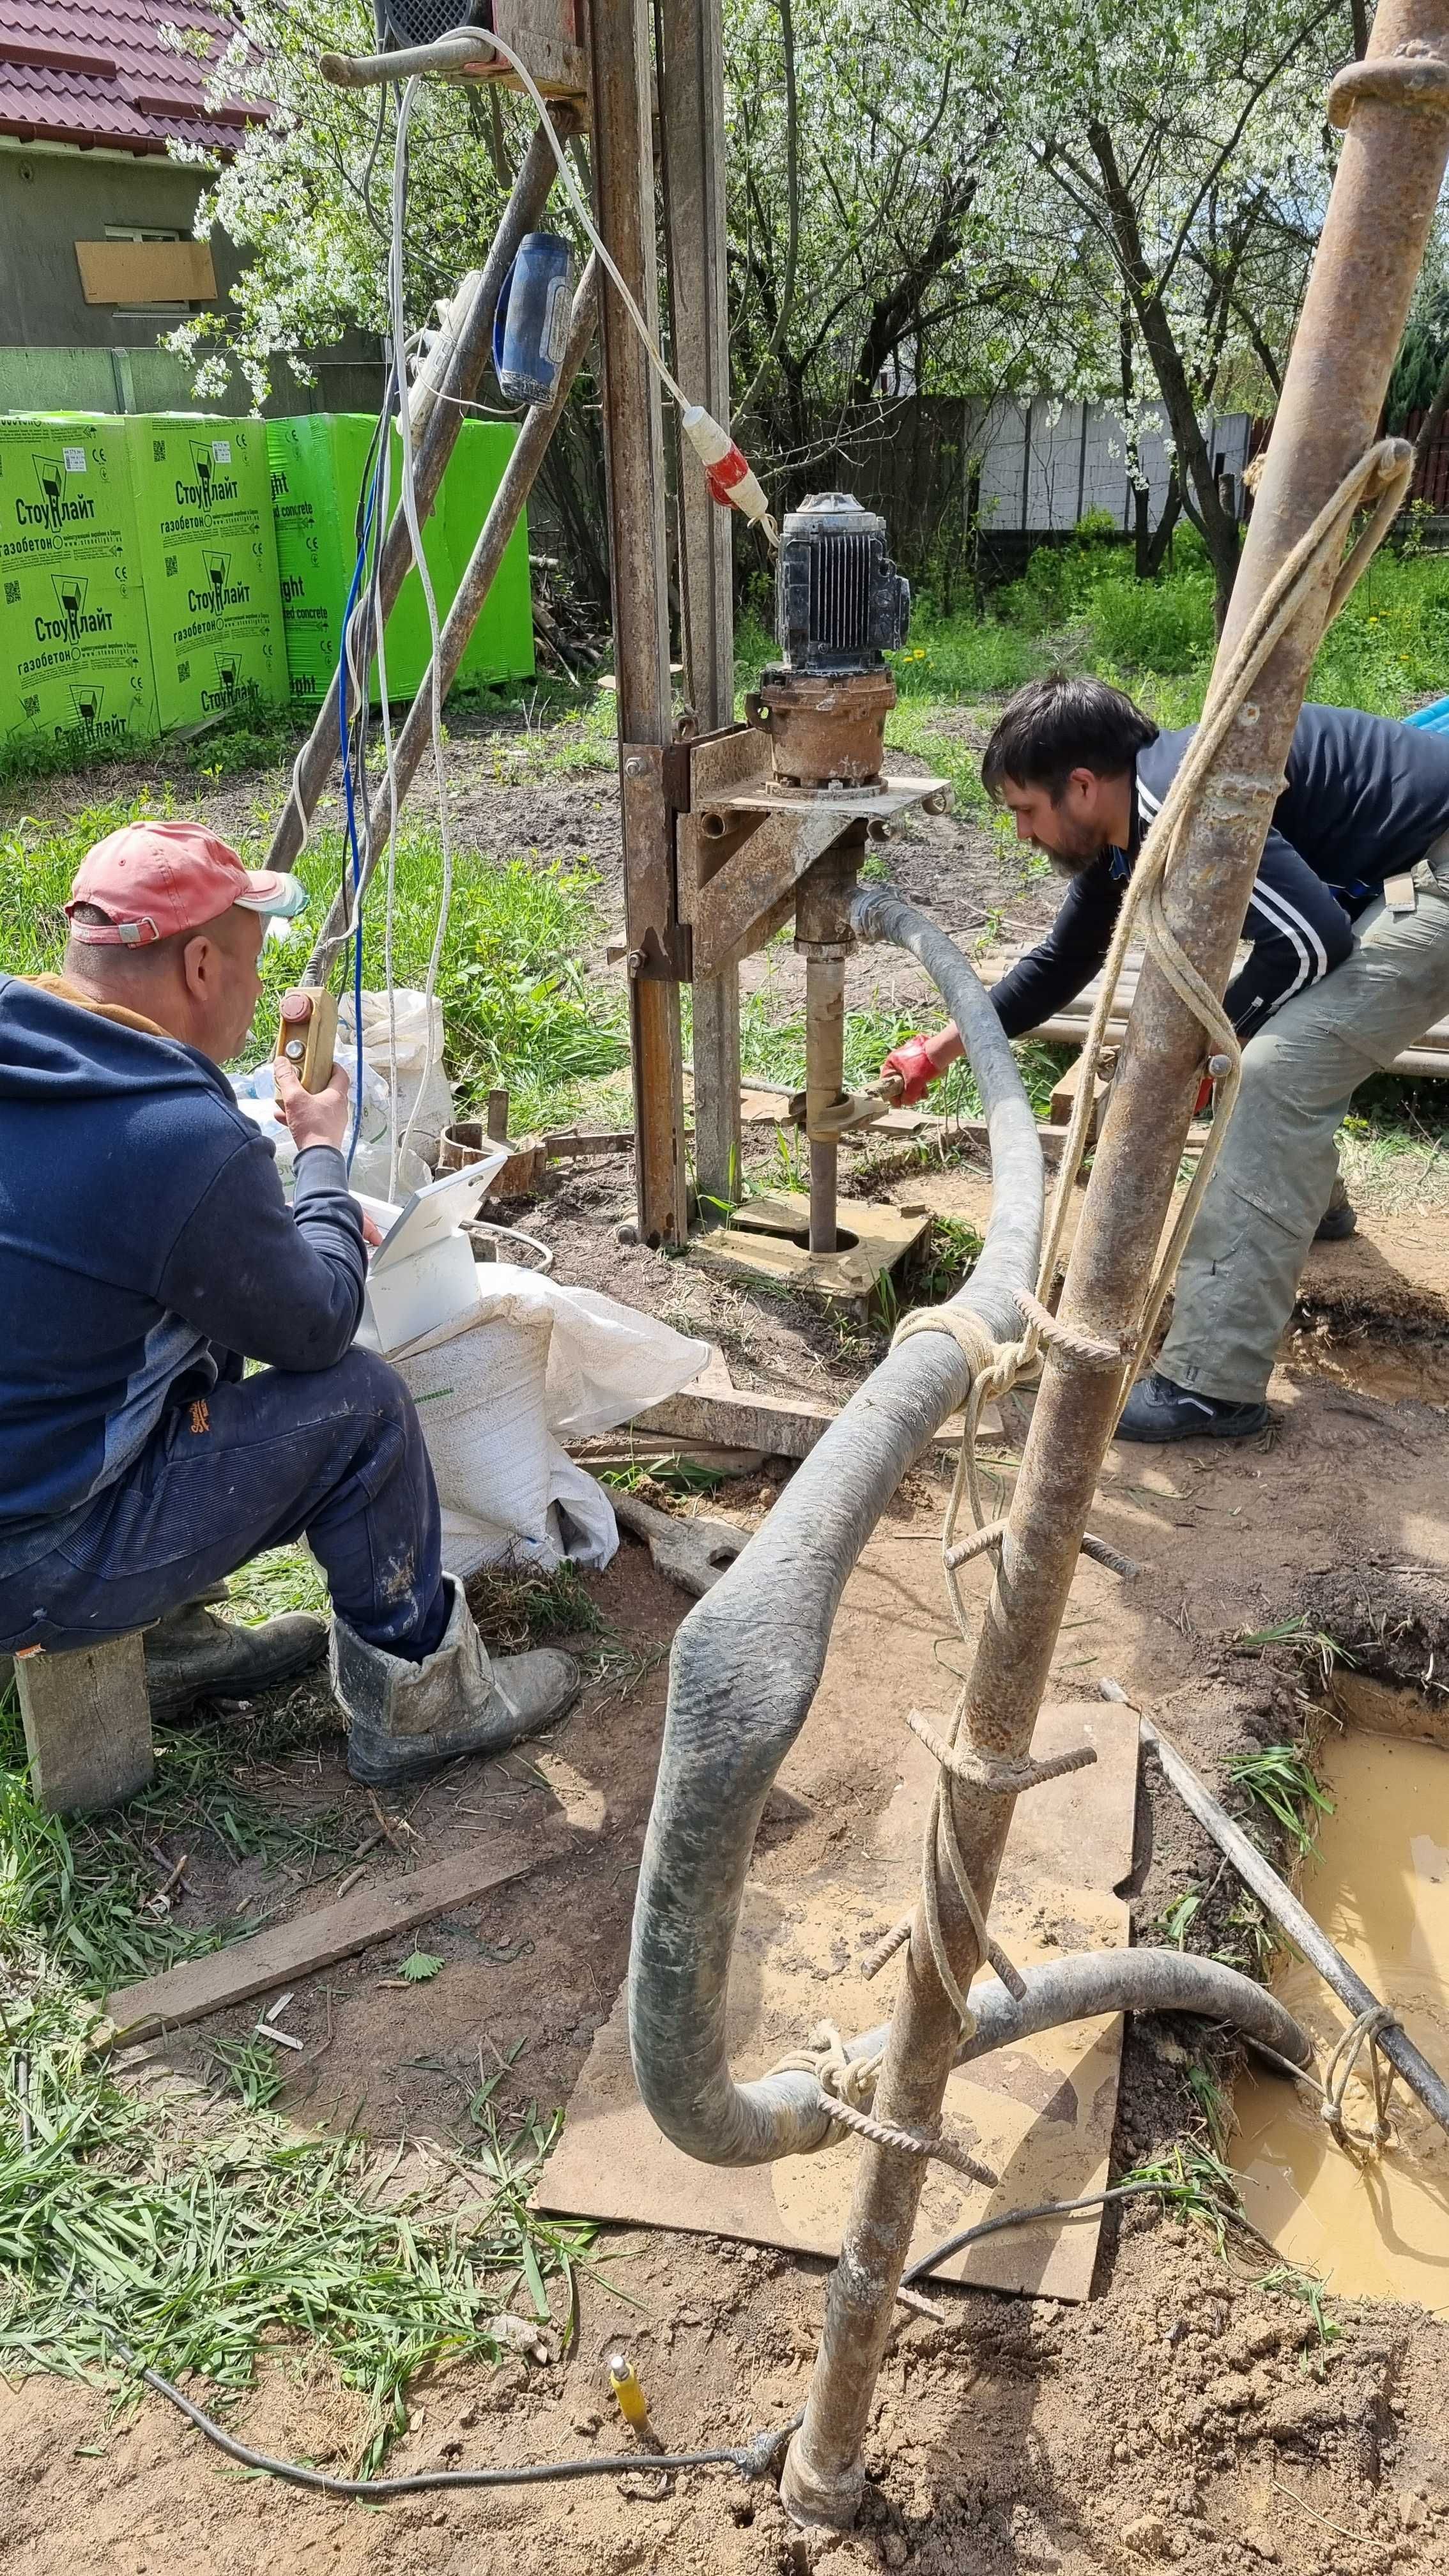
[1234, 1726, 1449, 2312]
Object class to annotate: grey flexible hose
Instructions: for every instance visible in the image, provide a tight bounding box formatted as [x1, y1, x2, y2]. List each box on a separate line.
[847, 1947, 1315, 2081]
[627, 892, 1315, 2168]
[626, 893, 1046, 2166]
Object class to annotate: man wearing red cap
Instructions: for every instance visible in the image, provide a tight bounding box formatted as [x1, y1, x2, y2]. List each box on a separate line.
[0, 818, 576, 1782]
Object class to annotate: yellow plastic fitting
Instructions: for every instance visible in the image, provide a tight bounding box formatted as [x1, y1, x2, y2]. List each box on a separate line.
[608, 2350, 649, 2429]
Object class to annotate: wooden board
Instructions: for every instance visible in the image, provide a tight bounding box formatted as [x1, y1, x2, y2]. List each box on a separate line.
[103, 1843, 548, 2041]
[16, 1632, 153, 1816]
[687, 1186, 931, 1317]
[75, 238, 217, 306]
[538, 1703, 1140, 2302]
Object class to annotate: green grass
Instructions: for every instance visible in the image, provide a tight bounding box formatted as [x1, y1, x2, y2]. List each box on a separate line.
[0, 797, 628, 1137]
[0, 1977, 592, 2470]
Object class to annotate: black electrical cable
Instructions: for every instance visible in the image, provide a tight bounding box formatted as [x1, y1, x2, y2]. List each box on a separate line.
[84, 2306, 800, 2501]
[900, 2181, 1176, 2290]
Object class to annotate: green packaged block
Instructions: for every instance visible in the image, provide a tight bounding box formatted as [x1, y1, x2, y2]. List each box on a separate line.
[126, 416, 286, 727]
[0, 413, 144, 578]
[440, 420, 534, 686]
[266, 414, 459, 709]
[0, 551, 157, 759]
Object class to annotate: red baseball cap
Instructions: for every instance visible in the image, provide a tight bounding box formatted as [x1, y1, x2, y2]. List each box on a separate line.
[65, 820, 309, 949]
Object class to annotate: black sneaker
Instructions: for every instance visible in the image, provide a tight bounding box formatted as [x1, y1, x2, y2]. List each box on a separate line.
[1116, 1370, 1269, 1443]
[1314, 1183, 1358, 1242]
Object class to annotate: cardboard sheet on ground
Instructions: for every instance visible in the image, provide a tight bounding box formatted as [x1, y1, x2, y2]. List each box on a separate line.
[537, 1701, 1138, 2301]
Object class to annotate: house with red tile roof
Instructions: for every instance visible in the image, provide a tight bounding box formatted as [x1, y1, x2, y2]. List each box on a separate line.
[0, 3, 379, 415]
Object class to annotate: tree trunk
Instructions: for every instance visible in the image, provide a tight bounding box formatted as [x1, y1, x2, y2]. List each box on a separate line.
[1087, 120, 1242, 628]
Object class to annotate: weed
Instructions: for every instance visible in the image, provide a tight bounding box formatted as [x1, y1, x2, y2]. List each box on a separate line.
[1259, 2264, 1343, 2373]
[464, 1562, 605, 1654]
[912, 1215, 984, 1302]
[599, 1453, 730, 1498]
[1186, 2062, 1234, 2158]
[1160, 1889, 1203, 1949]
[225, 1544, 329, 1626]
[1119, 2138, 1245, 2256]
[1235, 1613, 1356, 1685]
[1227, 1744, 1335, 1858]
[0, 1979, 593, 2471]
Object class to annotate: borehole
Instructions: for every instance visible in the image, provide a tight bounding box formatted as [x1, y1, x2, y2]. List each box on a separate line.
[1233, 1701, 1449, 2308]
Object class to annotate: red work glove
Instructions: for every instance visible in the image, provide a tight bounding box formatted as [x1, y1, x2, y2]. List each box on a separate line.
[1193, 1074, 1215, 1117]
[881, 1027, 961, 1104]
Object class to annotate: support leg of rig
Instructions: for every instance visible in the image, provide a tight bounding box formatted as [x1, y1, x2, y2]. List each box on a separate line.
[806, 952, 845, 1255]
[779, 0, 1449, 2526]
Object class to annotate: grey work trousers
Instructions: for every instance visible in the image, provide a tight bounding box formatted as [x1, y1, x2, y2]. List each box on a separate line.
[1158, 835, 1449, 1406]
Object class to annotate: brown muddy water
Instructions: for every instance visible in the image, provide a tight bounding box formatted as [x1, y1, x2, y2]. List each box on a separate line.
[1234, 1727, 1449, 2313]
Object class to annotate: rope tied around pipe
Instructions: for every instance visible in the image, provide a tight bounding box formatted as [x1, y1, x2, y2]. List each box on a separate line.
[768, 2023, 1000, 2188]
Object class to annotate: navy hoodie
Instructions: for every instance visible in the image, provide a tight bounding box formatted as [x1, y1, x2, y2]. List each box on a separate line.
[0, 975, 367, 1575]
[992, 703, 1449, 1044]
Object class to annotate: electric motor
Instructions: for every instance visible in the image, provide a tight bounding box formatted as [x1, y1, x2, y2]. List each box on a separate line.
[376, 0, 486, 42]
[774, 493, 910, 677]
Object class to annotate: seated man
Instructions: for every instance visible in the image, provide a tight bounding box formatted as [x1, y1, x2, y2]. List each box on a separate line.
[882, 675, 1449, 1440]
[0, 819, 576, 1780]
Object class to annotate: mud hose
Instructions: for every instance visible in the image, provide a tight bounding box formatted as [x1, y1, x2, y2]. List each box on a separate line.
[627, 889, 1046, 2166]
[843, 1948, 1315, 2078]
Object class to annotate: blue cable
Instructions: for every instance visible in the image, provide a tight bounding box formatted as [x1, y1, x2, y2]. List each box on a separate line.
[337, 443, 385, 1170]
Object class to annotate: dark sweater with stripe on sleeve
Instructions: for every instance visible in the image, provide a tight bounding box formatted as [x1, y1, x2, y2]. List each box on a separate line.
[990, 703, 1449, 1044]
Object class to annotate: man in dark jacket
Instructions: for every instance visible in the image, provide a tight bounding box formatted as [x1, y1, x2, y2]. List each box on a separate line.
[0, 819, 575, 1781]
[882, 676, 1449, 1439]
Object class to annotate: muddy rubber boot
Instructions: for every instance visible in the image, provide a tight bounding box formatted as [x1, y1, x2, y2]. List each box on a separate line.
[1314, 1173, 1358, 1241]
[144, 1590, 329, 1719]
[333, 1575, 580, 1786]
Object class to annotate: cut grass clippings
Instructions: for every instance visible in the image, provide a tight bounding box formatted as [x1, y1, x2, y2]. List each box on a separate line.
[0, 1975, 592, 2472]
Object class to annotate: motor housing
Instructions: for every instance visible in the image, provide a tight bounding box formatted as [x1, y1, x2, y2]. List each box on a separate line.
[774, 493, 910, 677]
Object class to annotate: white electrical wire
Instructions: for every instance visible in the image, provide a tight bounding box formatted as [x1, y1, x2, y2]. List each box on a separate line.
[465, 28, 690, 415]
[370, 401, 404, 1202]
[388, 75, 456, 1186]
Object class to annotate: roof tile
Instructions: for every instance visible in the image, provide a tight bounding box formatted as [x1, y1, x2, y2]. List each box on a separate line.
[0, 1, 268, 156]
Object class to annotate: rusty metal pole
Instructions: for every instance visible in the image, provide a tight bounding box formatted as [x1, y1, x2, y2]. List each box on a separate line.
[304, 263, 599, 982]
[781, 0, 1449, 2527]
[804, 954, 843, 1252]
[659, 0, 742, 1220]
[266, 114, 569, 875]
[591, 0, 691, 1248]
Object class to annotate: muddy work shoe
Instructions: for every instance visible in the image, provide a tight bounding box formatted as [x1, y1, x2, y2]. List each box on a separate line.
[144, 1593, 329, 1719]
[1116, 1370, 1269, 1444]
[1314, 1175, 1358, 1241]
[333, 1575, 580, 1786]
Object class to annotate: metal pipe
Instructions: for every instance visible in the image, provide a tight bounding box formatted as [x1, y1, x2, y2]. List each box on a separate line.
[627, 889, 1043, 2165]
[781, 6, 1449, 2527]
[806, 954, 844, 1253]
[1142, 1719, 1449, 2136]
[304, 260, 600, 982]
[266, 114, 568, 877]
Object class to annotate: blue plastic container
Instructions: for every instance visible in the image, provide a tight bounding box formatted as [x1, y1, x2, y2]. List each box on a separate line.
[493, 233, 573, 407]
[1405, 693, 1449, 734]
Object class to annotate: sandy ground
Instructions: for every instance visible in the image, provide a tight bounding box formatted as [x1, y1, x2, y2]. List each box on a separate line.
[6, 732, 1449, 2573]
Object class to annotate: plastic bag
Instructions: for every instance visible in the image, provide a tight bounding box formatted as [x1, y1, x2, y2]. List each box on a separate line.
[479, 1264, 710, 1440]
[337, 987, 454, 1197]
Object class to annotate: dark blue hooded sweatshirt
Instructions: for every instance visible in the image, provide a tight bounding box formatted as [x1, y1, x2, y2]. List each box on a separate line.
[0, 974, 367, 1579]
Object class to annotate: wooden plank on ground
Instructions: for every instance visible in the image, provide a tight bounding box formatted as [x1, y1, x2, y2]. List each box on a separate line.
[103, 1844, 546, 2042]
[17, 1633, 153, 1816]
[632, 1382, 837, 1457]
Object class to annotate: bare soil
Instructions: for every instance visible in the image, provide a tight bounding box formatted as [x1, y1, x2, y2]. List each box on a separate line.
[8, 730, 1449, 2573]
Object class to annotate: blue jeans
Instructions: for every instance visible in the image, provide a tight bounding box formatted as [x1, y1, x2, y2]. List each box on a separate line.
[0, 1346, 449, 1662]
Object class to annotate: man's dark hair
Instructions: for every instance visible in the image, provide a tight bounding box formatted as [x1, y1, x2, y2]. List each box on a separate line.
[981, 675, 1158, 802]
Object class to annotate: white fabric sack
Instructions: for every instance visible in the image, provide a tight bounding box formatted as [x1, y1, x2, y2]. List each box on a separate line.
[392, 1294, 558, 1581]
[480, 1263, 710, 1440]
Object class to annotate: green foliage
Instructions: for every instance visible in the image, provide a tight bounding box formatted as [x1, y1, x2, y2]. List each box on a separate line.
[1226, 1743, 1335, 1858]
[398, 1949, 445, 1984]
[1159, 1889, 1203, 1950]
